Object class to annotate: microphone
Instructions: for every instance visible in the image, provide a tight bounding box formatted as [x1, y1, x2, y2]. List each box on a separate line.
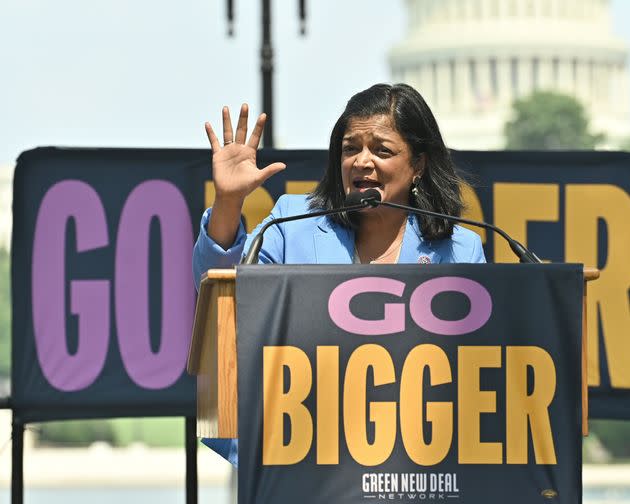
[241, 193, 376, 265]
[359, 188, 542, 263]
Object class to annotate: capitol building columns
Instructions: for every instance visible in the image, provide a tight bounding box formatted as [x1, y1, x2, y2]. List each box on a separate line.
[575, 60, 591, 108]
[519, 59, 534, 99]
[418, 63, 433, 108]
[537, 57, 554, 92]
[592, 62, 605, 111]
[497, 57, 512, 109]
[476, 59, 493, 109]
[456, 59, 472, 113]
[389, 0, 630, 149]
[557, 59, 574, 96]
[437, 61, 452, 112]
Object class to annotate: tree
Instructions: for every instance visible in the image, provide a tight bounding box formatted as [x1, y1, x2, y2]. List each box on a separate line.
[619, 137, 630, 152]
[589, 419, 630, 460]
[504, 91, 604, 150]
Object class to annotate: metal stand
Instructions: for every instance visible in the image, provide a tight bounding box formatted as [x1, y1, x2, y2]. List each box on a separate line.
[185, 416, 198, 504]
[225, 0, 308, 147]
[11, 414, 23, 504]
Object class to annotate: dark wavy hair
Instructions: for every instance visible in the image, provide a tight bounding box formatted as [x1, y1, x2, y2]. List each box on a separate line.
[308, 83, 464, 240]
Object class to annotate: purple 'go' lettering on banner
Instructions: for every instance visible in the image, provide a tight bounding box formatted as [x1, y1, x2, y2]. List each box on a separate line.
[32, 181, 110, 392]
[409, 277, 492, 335]
[328, 277, 406, 335]
[115, 180, 194, 390]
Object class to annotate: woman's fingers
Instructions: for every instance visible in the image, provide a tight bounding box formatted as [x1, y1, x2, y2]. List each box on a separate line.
[247, 113, 266, 149]
[208, 106, 270, 168]
[235, 103, 249, 144]
[257, 162, 286, 183]
[222, 106, 234, 144]
[204, 122, 221, 152]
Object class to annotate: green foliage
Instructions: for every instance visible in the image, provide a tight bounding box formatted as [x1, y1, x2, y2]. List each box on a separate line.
[109, 417, 184, 447]
[589, 419, 630, 460]
[36, 417, 184, 447]
[504, 91, 604, 150]
[37, 419, 118, 447]
[0, 247, 10, 379]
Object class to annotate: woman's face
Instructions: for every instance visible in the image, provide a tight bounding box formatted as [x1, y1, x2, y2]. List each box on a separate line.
[340, 114, 421, 208]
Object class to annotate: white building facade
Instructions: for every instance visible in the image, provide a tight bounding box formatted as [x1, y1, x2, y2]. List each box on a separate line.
[389, 0, 630, 149]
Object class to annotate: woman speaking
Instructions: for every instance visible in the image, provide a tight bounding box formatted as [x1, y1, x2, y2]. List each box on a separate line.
[192, 83, 485, 464]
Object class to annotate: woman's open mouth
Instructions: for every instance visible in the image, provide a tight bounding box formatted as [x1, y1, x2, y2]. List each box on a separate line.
[353, 179, 382, 190]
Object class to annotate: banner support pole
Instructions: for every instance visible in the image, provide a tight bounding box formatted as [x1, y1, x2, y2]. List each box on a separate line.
[11, 414, 24, 504]
[185, 416, 198, 504]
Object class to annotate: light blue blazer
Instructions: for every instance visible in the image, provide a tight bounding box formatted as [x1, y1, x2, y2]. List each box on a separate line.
[192, 194, 486, 465]
[193, 194, 485, 289]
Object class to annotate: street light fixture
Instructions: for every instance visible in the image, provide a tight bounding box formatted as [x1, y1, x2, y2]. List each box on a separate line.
[226, 0, 308, 147]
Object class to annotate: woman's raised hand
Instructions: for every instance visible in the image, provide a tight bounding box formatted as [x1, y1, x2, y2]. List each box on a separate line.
[205, 104, 286, 204]
[204, 104, 285, 249]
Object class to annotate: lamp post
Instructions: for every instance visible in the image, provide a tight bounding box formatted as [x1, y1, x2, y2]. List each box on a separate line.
[226, 0, 308, 148]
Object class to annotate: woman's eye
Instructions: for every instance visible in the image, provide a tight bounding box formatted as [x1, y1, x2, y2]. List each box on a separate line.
[378, 147, 392, 155]
[342, 145, 357, 153]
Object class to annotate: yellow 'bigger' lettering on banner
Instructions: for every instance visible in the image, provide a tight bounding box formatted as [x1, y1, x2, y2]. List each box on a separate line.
[263, 346, 313, 465]
[565, 184, 630, 388]
[262, 344, 557, 466]
[400, 344, 452, 466]
[317, 346, 340, 465]
[506, 347, 557, 464]
[344, 345, 397, 466]
[458, 346, 502, 464]
[493, 183, 559, 263]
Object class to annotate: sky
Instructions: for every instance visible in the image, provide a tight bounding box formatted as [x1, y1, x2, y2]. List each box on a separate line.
[1, 0, 630, 167]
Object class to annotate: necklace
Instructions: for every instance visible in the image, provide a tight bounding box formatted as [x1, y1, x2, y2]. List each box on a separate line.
[355, 237, 404, 264]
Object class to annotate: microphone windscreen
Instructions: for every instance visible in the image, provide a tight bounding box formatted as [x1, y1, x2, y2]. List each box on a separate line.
[344, 188, 381, 206]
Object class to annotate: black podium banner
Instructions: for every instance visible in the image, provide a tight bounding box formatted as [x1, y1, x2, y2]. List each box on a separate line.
[236, 264, 583, 504]
[10, 147, 629, 422]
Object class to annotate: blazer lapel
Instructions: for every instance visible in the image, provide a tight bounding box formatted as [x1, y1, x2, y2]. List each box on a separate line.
[399, 214, 442, 265]
[313, 216, 355, 264]
[311, 214, 441, 265]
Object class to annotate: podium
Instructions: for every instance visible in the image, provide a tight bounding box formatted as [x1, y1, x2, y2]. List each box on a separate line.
[187, 266, 599, 440]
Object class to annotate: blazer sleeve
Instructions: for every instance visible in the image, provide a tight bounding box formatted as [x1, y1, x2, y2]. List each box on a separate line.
[191, 207, 247, 291]
[192, 195, 293, 290]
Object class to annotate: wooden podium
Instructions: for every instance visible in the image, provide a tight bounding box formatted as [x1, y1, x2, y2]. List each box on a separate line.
[187, 269, 238, 439]
[186, 267, 599, 439]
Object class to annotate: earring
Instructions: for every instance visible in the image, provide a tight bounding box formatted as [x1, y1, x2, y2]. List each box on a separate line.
[411, 175, 422, 199]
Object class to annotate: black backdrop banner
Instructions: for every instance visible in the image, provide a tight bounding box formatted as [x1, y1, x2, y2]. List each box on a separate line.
[236, 264, 583, 504]
[10, 147, 630, 421]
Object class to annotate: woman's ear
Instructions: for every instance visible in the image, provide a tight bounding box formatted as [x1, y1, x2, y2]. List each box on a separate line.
[413, 153, 426, 178]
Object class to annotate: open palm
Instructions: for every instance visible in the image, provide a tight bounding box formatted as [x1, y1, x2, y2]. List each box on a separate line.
[205, 104, 285, 202]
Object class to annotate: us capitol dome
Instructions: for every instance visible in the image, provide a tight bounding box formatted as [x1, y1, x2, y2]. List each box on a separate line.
[389, 0, 630, 149]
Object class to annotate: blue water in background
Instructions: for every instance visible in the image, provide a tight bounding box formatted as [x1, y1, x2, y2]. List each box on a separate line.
[584, 487, 630, 503]
[0, 486, 230, 504]
[1, 486, 629, 503]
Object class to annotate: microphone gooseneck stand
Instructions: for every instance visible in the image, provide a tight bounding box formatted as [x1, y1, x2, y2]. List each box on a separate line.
[241, 188, 542, 265]
[359, 191, 541, 264]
